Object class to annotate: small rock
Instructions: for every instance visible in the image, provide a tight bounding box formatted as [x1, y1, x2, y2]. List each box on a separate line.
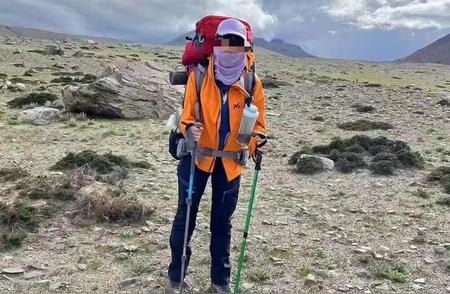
[23, 270, 44, 280]
[142, 276, 155, 288]
[424, 257, 434, 264]
[354, 248, 369, 254]
[141, 226, 150, 232]
[373, 253, 383, 259]
[119, 277, 140, 288]
[314, 269, 329, 278]
[24, 68, 37, 76]
[1, 267, 25, 274]
[413, 235, 427, 243]
[77, 263, 88, 271]
[13, 83, 26, 91]
[337, 286, 350, 292]
[304, 273, 317, 285]
[438, 98, 449, 106]
[49, 281, 66, 291]
[434, 246, 446, 254]
[242, 282, 254, 290]
[379, 245, 390, 253]
[115, 253, 129, 260]
[442, 243, 450, 249]
[375, 283, 390, 291]
[123, 245, 138, 252]
[446, 286, 450, 293]
[300, 154, 335, 170]
[414, 278, 426, 284]
[357, 270, 372, 279]
[33, 280, 51, 288]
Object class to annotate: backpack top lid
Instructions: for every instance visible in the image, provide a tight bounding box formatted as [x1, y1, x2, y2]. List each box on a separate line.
[181, 15, 253, 67]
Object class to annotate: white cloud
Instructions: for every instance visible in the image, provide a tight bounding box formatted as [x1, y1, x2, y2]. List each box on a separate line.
[0, 0, 276, 42]
[322, 0, 450, 30]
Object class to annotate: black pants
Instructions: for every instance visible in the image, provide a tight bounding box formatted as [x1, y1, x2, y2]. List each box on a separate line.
[168, 156, 240, 286]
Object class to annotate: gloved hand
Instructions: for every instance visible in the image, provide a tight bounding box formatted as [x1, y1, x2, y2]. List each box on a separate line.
[190, 124, 203, 142]
[254, 133, 268, 154]
[186, 123, 204, 151]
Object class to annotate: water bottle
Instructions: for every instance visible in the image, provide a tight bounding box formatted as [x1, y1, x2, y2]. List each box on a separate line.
[237, 103, 259, 145]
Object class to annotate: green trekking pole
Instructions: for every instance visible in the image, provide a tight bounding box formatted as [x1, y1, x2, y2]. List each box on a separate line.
[233, 136, 266, 294]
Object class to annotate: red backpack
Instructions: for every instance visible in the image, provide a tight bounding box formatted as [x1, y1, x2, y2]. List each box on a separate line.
[182, 15, 254, 66]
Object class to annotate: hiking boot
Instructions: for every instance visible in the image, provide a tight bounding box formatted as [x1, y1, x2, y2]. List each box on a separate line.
[209, 283, 231, 293]
[165, 280, 188, 293]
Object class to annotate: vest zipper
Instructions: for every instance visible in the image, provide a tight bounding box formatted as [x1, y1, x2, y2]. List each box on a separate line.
[207, 85, 222, 173]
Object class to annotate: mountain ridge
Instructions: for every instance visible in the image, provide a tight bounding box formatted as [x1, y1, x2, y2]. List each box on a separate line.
[396, 33, 450, 65]
[167, 31, 316, 59]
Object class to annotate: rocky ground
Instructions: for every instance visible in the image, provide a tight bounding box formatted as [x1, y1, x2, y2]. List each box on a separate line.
[0, 36, 449, 294]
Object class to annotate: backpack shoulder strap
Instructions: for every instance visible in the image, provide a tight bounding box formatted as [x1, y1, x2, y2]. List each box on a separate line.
[244, 70, 255, 95]
[244, 65, 256, 105]
[193, 64, 206, 122]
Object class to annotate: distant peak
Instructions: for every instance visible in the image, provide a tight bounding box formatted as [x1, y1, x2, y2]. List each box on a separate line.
[270, 38, 285, 44]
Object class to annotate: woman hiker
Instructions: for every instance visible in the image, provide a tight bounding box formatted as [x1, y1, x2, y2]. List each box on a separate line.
[167, 18, 267, 293]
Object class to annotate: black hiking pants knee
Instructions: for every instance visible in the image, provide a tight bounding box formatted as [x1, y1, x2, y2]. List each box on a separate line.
[168, 156, 240, 286]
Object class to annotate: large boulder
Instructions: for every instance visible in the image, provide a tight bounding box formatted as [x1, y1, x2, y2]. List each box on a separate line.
[62, 62, 181, 119]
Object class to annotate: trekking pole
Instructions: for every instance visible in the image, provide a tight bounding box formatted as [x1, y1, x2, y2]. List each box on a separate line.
[180, 143, 197, 293]
[233, 136, 267, 294]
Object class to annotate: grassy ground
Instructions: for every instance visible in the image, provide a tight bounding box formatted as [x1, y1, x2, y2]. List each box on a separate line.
[0, 38, 450, 293]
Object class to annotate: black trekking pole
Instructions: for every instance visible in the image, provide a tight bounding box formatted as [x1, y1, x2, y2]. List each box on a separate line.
[180, 143, 197, 293]
[233, 136, 267, 294]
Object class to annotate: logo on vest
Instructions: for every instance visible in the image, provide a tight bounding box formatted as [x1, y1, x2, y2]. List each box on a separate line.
[233, 102, 241, 109]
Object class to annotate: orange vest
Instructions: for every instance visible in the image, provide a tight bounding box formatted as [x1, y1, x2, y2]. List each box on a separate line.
[178, 54, 266, 181]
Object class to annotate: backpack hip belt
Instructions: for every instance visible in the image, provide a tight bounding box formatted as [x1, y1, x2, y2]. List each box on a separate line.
[197, 147, 248, 166]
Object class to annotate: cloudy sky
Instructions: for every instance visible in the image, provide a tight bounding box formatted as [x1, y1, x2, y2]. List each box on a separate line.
[1, 0, 450, 61]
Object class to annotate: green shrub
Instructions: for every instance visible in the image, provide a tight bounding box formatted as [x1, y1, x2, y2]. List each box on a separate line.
[295, 157, 324, 174]
[293, 135, 423, 176]
[369, 160, 395, 175]
[427, 166, 450, 182]
[17, 175, 73, 200]
[76, 189, 154, 223]
[444, 175, 450, 194]
[337, 119, 394, 131]
[0, 167, 29, 182]
[412, 188, 432, 199]
[288, 146, 314, 165]
[51, 150, 151, 174]
[335, 152, 366, 173]
[2, 230, 27, 248]
[427, 167, 450, 194]
[0, 201, 38, 238]
[7, 92, 58, 108]
[367, 258, 409, 283]
[437, 196, 450, 206]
